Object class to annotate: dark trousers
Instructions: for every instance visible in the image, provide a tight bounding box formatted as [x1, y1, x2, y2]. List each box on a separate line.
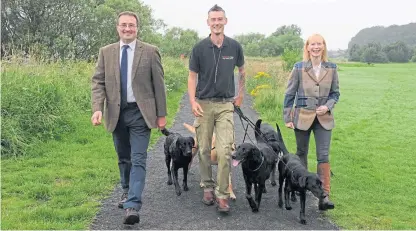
[112, 103, 151, 211]
[294, 117, 332, 168]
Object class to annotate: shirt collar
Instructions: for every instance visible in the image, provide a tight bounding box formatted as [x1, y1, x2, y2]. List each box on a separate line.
[120, 40, 136, 50]
[207, 34, 230, 48]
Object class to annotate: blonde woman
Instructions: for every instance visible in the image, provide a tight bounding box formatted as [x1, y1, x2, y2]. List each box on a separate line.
[283, 34, 340, 210]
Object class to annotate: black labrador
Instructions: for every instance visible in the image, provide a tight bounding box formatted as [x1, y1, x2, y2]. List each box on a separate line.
[254, 119, 289, 187]
[161, 128, 195, 196]
[256, 119, 298, 202]
[278, 153, 326, 224]
[231, 142, 277, 212]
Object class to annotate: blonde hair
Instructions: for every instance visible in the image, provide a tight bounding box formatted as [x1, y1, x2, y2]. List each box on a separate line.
[302, 34, 328, 62]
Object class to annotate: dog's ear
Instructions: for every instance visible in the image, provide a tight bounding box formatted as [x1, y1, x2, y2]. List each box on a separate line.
[189, 137, 195, 147]
[169, 137, 179, 153]
[299, 176, 307, 188]
[316, 174, 323, 183]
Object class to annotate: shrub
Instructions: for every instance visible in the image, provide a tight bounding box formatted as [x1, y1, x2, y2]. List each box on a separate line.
[281, 47, 302, 71]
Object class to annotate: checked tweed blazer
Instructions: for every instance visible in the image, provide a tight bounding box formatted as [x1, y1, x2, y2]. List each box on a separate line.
[283, 61, 340, 131]
[91, 39, 167, 132]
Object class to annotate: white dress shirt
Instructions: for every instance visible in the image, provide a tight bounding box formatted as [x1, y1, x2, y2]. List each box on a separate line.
[119, 40, 137, 103]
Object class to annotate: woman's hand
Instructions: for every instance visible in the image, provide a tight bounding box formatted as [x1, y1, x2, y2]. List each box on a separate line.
[285, 122, 294, 129]
[316, 105, 329, 115]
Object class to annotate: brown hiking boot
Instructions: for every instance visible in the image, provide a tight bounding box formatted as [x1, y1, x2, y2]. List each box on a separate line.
[123, 208, 140, 225]
[216, 198, 230, 213]
[318, 163, 335, 210]
[202, 190, 215, 206]
[118, 192, 128, 208]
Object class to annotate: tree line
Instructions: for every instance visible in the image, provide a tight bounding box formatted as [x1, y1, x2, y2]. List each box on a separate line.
[1, 0, 305, 61]
[234, 24, 304, 57]
[348, 41, 416, 63]
[1, 0, 201, 60]
[347, 23, 416, 63]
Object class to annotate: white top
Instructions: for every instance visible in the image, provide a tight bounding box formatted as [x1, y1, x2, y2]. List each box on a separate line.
[313, 62, 322, 79]
[119, 40, 137, 103]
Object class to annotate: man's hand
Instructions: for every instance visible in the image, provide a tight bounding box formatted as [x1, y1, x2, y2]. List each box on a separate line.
[285, 122, 294, 129]
[316, 105, 329, 116]
[233, 94, 243, 107]
[91, 111, 102, 126]
[191, 101, 204, 117]
[157, 116, 167, 130]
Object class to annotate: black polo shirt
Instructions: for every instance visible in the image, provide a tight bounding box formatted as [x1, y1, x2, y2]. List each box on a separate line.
[189, 35, 244, 99]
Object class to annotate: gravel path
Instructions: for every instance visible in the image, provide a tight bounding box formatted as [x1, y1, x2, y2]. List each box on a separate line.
[90, 91, 339, 230]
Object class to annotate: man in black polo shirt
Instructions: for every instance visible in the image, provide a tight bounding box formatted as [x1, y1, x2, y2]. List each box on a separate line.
[188, 4, 246, 213]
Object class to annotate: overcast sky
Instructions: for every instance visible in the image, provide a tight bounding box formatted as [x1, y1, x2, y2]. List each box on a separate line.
[141, 0, 415, 50]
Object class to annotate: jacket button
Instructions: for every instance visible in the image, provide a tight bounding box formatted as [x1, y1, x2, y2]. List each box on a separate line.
[118, 104, 120, 106]
[315, 83, 319, 86]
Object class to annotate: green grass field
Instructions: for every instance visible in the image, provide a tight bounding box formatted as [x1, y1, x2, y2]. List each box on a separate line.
[248, 61, 416, 229]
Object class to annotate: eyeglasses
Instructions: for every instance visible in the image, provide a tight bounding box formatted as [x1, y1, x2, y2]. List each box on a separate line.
[118, 24, 137, 29]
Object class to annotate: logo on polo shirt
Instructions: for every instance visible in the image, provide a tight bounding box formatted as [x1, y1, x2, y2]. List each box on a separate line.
[222, 56, 234, 60]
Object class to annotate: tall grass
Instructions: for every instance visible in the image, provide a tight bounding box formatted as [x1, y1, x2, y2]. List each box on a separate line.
[1, 57, 187, 158]
[245, 57, 289, 123]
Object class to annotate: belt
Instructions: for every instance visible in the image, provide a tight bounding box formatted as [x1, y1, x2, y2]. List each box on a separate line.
[198, 97, 234, 103]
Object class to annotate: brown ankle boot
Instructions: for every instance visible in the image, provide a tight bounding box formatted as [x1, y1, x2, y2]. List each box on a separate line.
[202, 190, 214, 206]
[216, 198, 230, 213]
[318, 163, 335, 210]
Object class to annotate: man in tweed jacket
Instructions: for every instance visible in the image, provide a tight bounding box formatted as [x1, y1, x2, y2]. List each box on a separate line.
[91, 11, 167, 225]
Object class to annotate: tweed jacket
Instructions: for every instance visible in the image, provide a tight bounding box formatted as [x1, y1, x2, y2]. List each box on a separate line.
[91, 39, 167, 132]
[283, 61, 340, 131]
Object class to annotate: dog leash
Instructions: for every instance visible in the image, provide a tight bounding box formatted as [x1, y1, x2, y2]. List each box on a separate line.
[234, 105, 335, 177]
[234, 105, 283, 161]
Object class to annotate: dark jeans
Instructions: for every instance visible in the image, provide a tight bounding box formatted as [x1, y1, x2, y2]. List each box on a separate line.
[112, 103, 151, 211]
[294, 117, 332, 168]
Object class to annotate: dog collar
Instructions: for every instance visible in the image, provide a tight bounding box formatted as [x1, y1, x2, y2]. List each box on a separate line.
[249, 154, 264, 172]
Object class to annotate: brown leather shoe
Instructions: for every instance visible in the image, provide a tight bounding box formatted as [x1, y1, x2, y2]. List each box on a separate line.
[202, 191, 215, 206]
[118, 192, 128, 208]
[123, 208, 140, 225]
[216, 198, 230, 213]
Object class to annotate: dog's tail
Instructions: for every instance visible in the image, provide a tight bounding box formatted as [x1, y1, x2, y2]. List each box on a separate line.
[183, 122, 196, 134]
[255, 119, 262, 141]
[160, 128, 171, 136]
[275, 123, 290, 155]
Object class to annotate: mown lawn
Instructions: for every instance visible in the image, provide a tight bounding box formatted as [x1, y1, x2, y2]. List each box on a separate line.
[246, 60, 416, 230]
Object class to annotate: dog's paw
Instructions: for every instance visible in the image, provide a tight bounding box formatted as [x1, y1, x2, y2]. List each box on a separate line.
[176, 190, 182, 196]
[291, 194, 297, 202]
[183, 185, 189, 191]
[278, 201, 283, 208]
[300, 219, 307, 225]
[230, 194, 236, 201]
[271, 181, 277, 186]
[251, 207, 259, 213]
[167, 180, 173, 185]
[285, 206, 292, 210]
